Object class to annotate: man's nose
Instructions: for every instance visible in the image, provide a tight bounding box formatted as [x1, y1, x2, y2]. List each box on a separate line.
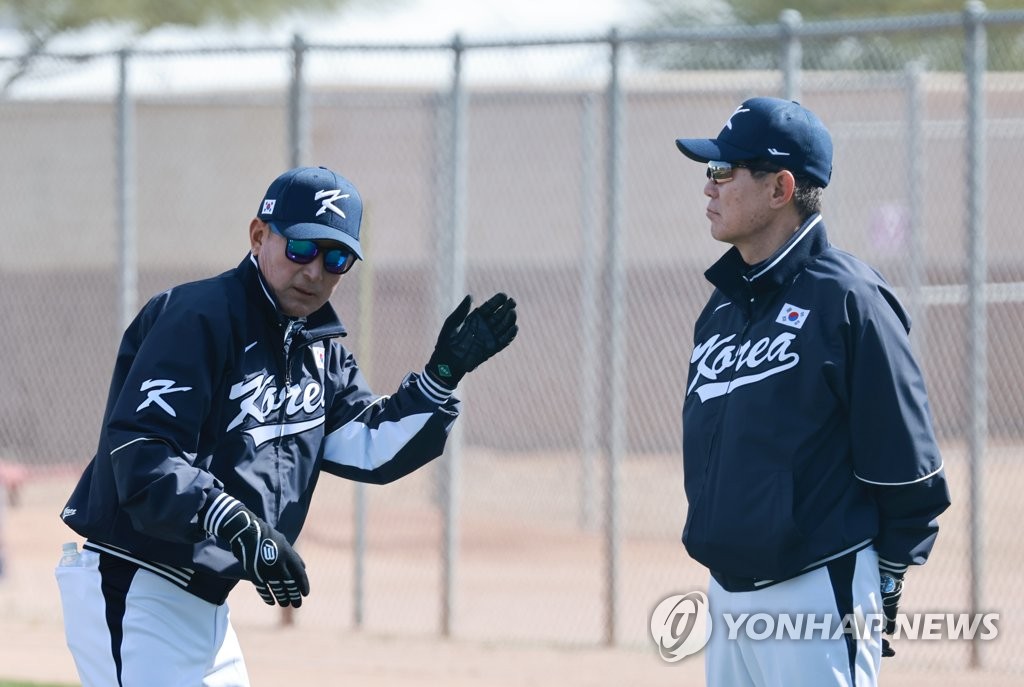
[300, 255, 324, 279]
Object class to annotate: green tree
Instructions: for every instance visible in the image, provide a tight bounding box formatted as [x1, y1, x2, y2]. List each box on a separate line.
[639, 0, 1024, 70]
[708, 0, 1020, 24]
[0, 0, 359, 90]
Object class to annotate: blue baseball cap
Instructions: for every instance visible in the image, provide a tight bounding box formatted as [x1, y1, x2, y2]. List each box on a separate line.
[257, 166, 364, 259]
[675, 97, 833, 187]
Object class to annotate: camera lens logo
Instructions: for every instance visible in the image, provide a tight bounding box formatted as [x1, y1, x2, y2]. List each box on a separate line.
[650, 591, 712, 662]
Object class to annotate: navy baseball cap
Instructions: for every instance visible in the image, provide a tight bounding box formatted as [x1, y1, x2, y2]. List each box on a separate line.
[675, 97, 833, 187]
[257, 166, 364, 259]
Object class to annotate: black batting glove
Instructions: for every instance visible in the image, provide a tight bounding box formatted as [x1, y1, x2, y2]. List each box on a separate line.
[879, 560, 906, 658]
[423, 293, 518, 391]
[202, 493, 310, 607]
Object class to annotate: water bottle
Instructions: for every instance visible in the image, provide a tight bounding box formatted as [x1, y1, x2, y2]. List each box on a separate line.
[59, 541, 82, 567]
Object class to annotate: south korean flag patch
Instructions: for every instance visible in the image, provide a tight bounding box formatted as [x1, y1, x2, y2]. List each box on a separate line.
[776, 303, 810, 329]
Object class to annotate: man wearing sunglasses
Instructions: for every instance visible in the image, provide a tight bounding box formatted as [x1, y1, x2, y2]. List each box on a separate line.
[56, 165, 518, 686]
[674, 98, 949, 686]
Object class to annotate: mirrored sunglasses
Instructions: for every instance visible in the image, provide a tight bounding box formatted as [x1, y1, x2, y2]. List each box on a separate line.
[706, 160, 750, 184]
[269, 223, 357, 275]
[706, 160, 783, 185]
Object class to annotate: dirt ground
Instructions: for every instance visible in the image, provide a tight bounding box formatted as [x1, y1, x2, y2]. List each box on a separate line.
[0, 458, 1019, 687]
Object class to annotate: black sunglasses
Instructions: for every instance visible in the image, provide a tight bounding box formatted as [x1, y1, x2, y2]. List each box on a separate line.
[269, 223, 357, 275]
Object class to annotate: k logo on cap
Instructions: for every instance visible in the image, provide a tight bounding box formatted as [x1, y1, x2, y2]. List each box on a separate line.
[258, 166, 364, 259]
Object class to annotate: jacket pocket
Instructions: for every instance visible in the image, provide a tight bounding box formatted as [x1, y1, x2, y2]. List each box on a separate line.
[685, 470, 804, 580]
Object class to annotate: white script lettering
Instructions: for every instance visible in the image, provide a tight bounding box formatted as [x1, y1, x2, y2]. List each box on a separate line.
[687, 332, 800, 402]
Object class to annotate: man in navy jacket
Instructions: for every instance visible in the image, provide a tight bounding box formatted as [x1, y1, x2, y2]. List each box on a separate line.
[675, 98, 949, 686]
[56, 166, 517, 686]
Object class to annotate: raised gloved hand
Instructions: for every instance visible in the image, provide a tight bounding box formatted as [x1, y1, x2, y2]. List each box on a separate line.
[424, 293, 518, 389]
[203, 494, 309, 607]
[880, 564, 906, 657]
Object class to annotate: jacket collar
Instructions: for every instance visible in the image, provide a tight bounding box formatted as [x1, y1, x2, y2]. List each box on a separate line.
[705, 213, 829, 304]
[238, 253, 348, 338]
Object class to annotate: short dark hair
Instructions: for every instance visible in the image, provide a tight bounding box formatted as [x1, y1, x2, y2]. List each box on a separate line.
[792, 182, 823, 218]
[748, 163, 823, 219]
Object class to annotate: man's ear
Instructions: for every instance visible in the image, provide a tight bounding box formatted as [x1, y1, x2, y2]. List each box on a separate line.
[768, 170, 797, 209]
[250, 218, 268, 255]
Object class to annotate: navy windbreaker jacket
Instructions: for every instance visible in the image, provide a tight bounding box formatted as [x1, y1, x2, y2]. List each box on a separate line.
[681, 214, 950, 591]
[61, 254, 459, 604]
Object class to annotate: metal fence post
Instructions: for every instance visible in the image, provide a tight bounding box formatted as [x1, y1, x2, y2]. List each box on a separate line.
[964, 0, 988, 670]
[579, 92, 600, 531]
[780, 9, 802, 101]
[353, 479, 366, 627]
[440, 33, 468, 638]
[905, 60, 926, 355]
[289, 34, 309, 168]
[354, 224, 374, 629]
[602, 27, 626, 647]
[278, 34, 308, 630]
[116, 48, 136, 336]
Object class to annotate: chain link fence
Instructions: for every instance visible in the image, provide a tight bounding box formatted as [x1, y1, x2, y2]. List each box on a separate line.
[2, 2, 1023, 673]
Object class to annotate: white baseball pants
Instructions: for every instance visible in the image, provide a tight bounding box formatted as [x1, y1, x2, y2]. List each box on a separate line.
[55, 547, 250, 687]
[705, 546, 883, 687]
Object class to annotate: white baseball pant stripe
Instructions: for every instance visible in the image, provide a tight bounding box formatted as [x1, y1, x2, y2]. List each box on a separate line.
[705, 546, 883, 687]
[55, 549, 250, 687]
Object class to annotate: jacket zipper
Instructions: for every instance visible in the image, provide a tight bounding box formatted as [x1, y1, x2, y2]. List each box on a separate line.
[281, 320, 303, 386]
[690, 288, 756, 544]
[704, 288, 755, 476]
[283, 328, 335, 387]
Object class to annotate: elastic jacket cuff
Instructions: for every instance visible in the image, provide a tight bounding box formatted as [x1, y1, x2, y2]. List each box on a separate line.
[200, 492, 245, 537]
[878, 557, 909, 578]
[418, 368, 455, 404]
